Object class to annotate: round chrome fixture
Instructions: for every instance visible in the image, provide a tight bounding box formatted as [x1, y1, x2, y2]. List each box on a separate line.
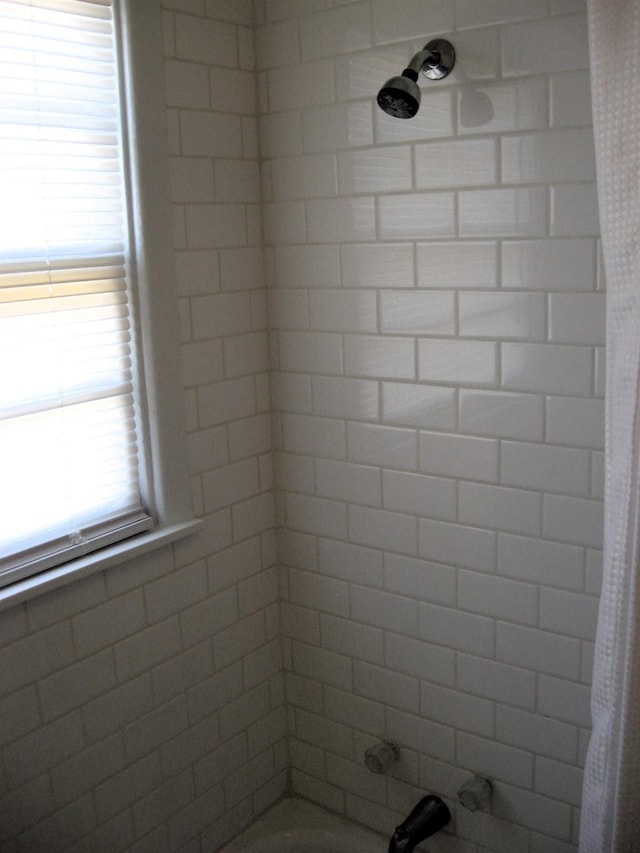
[377, 38, 456, 119]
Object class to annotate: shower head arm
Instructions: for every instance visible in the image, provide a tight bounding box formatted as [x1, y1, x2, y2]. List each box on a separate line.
[405, 48, 440, 78]
[409, 38, 456, 82]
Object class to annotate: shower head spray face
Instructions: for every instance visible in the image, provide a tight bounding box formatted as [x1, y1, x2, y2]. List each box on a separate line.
[377, 38, 455, 119]
[377, 71, 421, 119]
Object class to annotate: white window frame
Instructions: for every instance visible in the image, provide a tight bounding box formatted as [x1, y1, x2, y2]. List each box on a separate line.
[0, 0, 200, 609]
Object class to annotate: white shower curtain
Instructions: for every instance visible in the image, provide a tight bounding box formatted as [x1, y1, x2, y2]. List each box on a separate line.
[580, 2, 640, 850]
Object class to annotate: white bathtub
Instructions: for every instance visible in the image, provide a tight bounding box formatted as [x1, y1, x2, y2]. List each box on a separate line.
[219, 797, 389, 853]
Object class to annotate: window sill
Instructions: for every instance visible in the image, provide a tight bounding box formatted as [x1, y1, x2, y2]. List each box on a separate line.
[0, 518, 203, 612]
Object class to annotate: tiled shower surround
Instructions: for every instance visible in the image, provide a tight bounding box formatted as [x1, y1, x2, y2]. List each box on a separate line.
[0, 2, 602, 852]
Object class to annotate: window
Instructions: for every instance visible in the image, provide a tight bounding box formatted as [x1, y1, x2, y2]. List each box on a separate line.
[0, 0, 197, 597]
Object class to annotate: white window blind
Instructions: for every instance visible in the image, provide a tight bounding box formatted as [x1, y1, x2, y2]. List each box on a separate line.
[0, 0, 153, 587]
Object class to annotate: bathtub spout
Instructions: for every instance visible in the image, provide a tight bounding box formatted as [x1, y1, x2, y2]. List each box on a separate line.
[388, 795, 450, 853]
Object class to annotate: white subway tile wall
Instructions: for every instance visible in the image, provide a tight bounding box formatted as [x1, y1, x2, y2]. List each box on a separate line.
[264, 2, 600, 853]
[0, 2, 600, 853]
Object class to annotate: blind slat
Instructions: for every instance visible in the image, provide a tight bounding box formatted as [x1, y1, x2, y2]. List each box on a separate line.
[0, 277, 126, 300]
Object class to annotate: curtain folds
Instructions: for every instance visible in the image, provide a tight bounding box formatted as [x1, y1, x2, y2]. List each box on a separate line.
[581, 2, 640, 850]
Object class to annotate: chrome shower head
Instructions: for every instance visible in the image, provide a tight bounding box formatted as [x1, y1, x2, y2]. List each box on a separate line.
[377, 70, 421, 119]
[377, 38, 455, 119]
